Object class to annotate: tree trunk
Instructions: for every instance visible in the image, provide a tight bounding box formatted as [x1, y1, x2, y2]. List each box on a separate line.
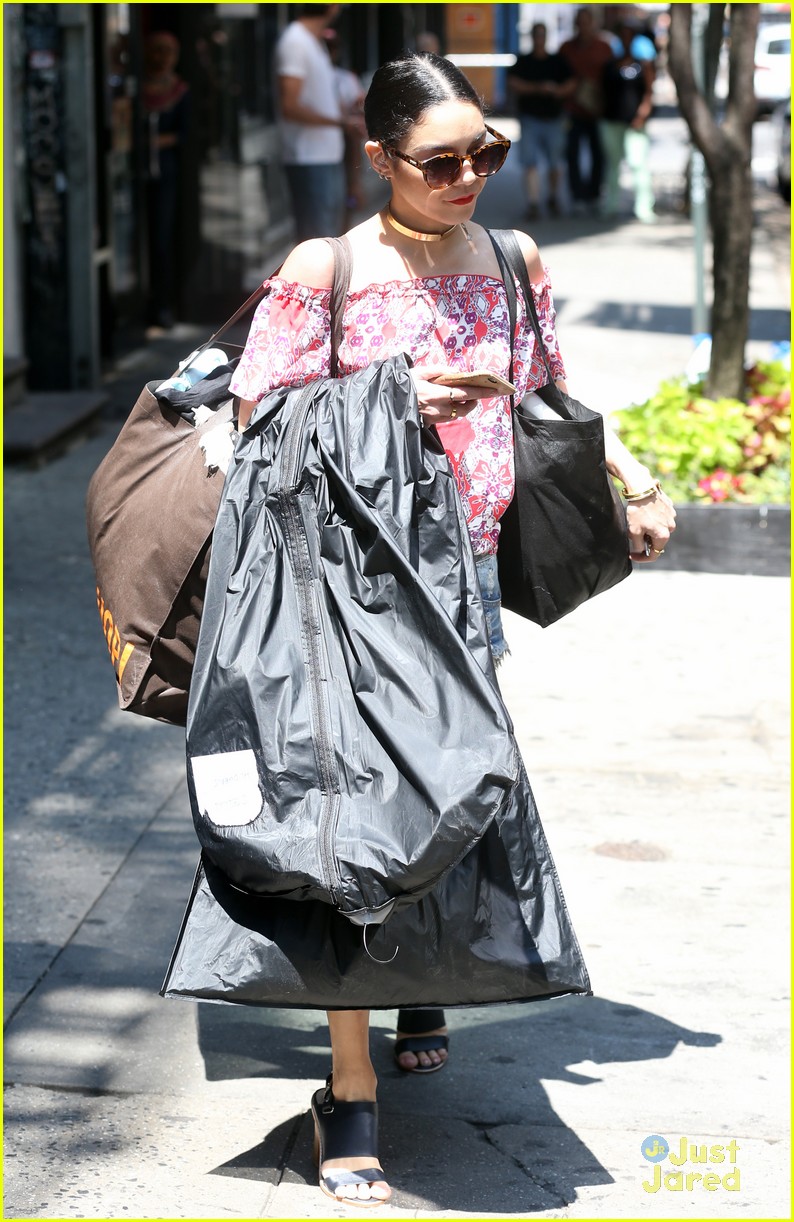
[708, 154, 754, 399]
[668, 4, 760, 401]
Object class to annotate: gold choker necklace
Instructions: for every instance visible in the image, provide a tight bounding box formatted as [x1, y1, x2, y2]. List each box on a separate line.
[384, 209, 459, 242]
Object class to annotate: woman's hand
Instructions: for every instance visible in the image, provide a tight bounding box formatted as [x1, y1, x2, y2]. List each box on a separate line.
[626, 488, 677, 562]
[410, 365, 493, 422]
[602, 423, 676, 562]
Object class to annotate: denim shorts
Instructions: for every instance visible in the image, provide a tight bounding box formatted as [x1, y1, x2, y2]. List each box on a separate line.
[475, 553, 509, 665]
[519, 116, 566, 168]
[283, 162, 345, 242]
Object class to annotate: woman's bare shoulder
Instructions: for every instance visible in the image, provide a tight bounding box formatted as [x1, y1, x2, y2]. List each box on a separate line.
[510, 229, 546, 286]
[278, 239, 337, 289]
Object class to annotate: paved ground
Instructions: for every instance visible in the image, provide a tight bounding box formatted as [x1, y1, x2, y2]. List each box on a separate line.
[4, 110, 790, 1219]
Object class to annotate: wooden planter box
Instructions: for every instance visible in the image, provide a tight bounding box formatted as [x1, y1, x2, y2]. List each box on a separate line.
[640, 504, 790, 577]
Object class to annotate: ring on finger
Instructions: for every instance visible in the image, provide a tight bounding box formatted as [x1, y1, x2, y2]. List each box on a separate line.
[450, 405, 458, 418]
[651, 546, 665, 555]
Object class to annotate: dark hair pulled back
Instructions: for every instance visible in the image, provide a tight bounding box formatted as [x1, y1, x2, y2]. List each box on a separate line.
[364, 53, 482, 147]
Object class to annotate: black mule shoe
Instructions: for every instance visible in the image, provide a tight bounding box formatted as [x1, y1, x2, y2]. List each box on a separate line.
[394, 1007, 449, 1075]
[393, 1033, 449, 1074]
[310, 1074, 389, 1207]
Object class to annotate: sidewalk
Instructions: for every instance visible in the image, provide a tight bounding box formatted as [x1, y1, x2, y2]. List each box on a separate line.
[4, 121, 790, 1219]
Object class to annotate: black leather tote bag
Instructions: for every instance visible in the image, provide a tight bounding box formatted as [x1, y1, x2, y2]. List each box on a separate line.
[489, 229, 631, 627]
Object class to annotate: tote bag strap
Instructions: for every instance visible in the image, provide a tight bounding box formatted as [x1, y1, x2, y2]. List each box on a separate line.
[185, 234, 354, 375]
[323, 234, 354, 377]
[205, 283, 271, 348]
[487, 229, 556, 390]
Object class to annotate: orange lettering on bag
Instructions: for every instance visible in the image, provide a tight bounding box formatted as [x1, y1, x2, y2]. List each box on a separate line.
[96, 586, 134, 680]
[118, 642, 135, 682]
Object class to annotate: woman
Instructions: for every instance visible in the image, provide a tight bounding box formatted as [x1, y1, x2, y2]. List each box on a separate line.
[227, 54, 674, 1206]
[142, 31, 190, 331]
[600, 22, 656, 223]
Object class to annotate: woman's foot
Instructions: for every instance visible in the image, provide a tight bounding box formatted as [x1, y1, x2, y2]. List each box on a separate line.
[394, 1008, 448, 1073]
[312, 1074, 391, 1206]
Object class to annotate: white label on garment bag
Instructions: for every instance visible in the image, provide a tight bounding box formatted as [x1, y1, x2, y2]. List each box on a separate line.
[190, 749, 263, 827]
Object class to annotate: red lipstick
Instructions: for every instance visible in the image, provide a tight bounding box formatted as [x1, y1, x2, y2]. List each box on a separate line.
[449, 194, 476, 205]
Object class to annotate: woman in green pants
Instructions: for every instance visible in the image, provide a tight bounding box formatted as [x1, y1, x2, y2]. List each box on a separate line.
[600, 22, 656, 223]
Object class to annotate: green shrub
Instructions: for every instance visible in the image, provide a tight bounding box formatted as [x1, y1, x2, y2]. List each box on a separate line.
[611, 360, 791, 504]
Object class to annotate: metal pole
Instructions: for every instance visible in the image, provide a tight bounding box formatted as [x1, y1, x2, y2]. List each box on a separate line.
[690, 5, 709, 337]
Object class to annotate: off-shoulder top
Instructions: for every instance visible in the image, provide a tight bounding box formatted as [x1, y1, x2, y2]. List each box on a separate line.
[230, 271, 565, 556]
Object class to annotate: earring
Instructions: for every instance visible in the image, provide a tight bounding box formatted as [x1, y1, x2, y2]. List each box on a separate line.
[378, 174, 390, 182]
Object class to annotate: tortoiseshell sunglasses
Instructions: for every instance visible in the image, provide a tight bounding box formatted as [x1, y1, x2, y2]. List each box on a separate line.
[383, 125, 511, 189]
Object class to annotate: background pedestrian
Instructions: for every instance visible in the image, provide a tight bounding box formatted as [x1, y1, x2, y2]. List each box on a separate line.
[275, 3, 357, 240]
[142, 31, 190, 333]
[559, 8, 613, 215]
[600, 21, 656, 223]
[508, 23, 574, 219]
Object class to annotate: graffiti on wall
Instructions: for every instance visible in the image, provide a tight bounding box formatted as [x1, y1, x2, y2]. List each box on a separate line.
[23, 4, 70, 385]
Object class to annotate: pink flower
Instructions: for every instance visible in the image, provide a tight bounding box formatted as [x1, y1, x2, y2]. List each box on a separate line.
[698, 470, 729, 501]
[697, 468, 744, 502]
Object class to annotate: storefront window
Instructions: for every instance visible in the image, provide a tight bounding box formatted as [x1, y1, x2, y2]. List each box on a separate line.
[188, 3, 293, 314]
[93, 1, 146, 353]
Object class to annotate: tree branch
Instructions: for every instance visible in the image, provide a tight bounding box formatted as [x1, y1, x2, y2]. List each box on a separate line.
[704, 4, 725, 108]
[725, 3, 760, 133]
[668, 4, 725, 165]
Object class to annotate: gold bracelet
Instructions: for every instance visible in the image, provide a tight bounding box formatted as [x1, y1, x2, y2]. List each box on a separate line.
[622, 479, 662, 502]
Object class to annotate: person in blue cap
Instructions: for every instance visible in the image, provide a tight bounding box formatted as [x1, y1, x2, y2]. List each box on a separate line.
[600, 20, 657, 223]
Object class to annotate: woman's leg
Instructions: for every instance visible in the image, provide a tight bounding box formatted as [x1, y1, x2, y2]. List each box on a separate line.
[600, 120, 625, 216]
[587, 117, 606, 203]
[542, 119, 566, 213]
[625, 127, 655, 222]
[566, 118, 585, 204]
[321, 1010, 390, 1202]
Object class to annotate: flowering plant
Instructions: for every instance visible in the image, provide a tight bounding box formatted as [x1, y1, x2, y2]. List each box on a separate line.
[611, 360, 790, 504]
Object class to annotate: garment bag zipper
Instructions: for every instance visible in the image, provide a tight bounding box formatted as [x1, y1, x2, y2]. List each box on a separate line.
[277, 387, 343, 907]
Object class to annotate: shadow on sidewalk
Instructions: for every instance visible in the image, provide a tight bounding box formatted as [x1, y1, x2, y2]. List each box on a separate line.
[198, 996, 721, 1212]
[552, 297, 789, 341]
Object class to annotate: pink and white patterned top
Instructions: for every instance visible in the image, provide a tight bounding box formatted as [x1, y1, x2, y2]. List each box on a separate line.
[230, 271, 565, 556]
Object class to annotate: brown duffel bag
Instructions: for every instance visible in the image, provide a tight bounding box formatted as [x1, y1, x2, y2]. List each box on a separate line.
[86, 236, 352, 725]
[86, 385, 235, 724]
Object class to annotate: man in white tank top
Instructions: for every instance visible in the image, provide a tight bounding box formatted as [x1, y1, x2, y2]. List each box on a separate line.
[275, 4, 352, 239]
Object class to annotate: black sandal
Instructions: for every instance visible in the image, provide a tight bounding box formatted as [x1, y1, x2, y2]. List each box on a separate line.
[394, 1007, 449, 1075]
[310, 1074, 388, 1207]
